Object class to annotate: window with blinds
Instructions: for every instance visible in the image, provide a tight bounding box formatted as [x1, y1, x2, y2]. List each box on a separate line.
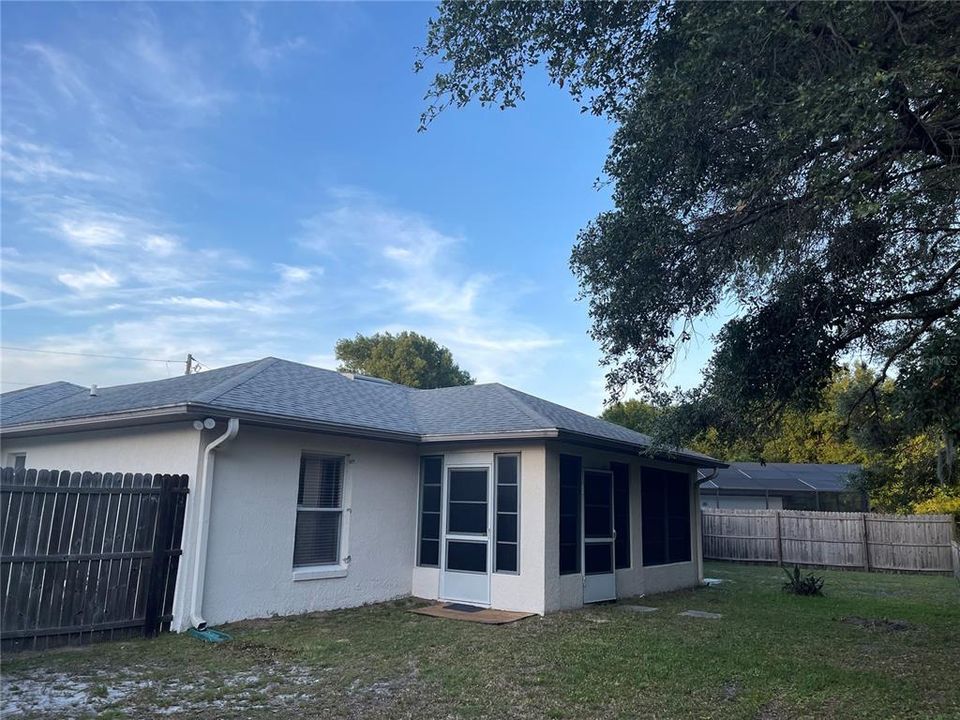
[293, 454, 345, 568]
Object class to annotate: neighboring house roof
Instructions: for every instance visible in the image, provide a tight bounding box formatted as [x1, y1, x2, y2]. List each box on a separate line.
[698, 462, 862, 492]
[0, 357, 722, 467]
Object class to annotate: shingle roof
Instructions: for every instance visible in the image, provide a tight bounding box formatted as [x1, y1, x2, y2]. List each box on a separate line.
[698, 462, 862, 492]
[0, 357, 720, 465]
[1, 381, 86, 424]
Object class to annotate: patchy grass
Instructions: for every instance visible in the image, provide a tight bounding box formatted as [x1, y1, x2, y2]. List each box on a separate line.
[2, 562, 959, 719]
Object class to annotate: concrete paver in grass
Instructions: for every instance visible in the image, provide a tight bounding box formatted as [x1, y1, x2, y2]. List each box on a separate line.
[620, 605, 659, 613]
[679, 610, 723, 619]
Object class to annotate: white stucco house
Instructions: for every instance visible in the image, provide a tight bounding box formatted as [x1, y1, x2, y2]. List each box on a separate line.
[0, 357, 724, 631]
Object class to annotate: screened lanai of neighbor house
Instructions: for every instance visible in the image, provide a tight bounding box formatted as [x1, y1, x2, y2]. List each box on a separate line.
[698, 462, 866, 512]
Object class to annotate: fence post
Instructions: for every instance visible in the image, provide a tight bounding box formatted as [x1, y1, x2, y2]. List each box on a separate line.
[143, 474, 176, 638]
[775, 511, 783, 567]
[861, 512, 871, 571]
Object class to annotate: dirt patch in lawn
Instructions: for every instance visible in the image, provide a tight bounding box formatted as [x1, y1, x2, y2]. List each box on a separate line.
[1, 663, 323, 718]
[840, 616, 913, 632]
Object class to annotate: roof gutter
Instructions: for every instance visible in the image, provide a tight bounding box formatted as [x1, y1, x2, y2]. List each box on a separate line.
[552, 429, 726, 468]
[185, 403, 421, 443]
[1, 406, 726, 468]
[0, 405, 193, 437]
[189, 418, 240, 631]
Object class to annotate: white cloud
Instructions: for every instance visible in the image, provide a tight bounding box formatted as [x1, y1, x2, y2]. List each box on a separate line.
[124, 15, 233, 118]
[154, 296, 243, 310]
[243, 8, 307, 72]
[57, 267, 120, 292]
[59, 219, 127, 248]
[276, 263, 320, 283]
[1, 138, 109, 184]
[298, 192, 563, 385]
[143, 234, 180, 256]
[23, 43, 99, 108]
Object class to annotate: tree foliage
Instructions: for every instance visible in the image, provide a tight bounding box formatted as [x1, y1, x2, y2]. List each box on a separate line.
[335, 331, 475, 389]
[603, 365, 947, 512]
[599, 398, 660, 436]
[419, 1, 960, 444]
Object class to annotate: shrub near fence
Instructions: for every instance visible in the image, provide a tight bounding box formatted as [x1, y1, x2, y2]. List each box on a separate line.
[0, 467, 189, 651]
[702, 508, 957, 574]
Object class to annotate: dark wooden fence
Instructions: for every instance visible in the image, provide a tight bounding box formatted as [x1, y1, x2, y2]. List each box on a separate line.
[1, 467, 189, 651]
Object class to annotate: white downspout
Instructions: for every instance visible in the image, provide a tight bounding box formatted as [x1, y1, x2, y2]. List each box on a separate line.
[189, 417, 240, 630]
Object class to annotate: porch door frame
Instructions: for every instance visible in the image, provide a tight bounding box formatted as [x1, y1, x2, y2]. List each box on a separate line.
[582, 468, 617, 603]
[439, 462, 493, 606]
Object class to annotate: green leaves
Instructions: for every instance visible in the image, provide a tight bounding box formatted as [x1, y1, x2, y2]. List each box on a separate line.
[782, 565, 825, 596]
[419, 1, 959, 442]
[334, 331, 475, 389]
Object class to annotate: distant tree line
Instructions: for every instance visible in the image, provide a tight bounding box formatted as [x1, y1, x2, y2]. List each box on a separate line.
[602, 364, 958, 515]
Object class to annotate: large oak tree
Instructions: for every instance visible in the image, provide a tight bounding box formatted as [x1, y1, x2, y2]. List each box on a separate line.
[418, 1, 959, 445]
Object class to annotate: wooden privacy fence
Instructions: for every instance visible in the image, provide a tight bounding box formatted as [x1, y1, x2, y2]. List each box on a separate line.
[702, 508, 957, 574]
[1, 467, 189, 652]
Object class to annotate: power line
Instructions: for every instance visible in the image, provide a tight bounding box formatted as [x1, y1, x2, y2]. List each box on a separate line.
[0, 346, 179, 363]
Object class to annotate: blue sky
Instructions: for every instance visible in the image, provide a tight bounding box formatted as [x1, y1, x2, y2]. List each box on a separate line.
[1, 2, 718, 413]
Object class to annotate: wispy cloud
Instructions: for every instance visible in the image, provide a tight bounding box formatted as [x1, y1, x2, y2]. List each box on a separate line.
[57, 267, 121, 293]
[1, 138, 110, 184]
[242, 8, 307, 72]
[298, 191, 561, 384]
[0, 5, 608, 412]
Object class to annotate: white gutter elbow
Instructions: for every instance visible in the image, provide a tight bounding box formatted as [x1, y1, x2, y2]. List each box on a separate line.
[189, 417, 239, 631]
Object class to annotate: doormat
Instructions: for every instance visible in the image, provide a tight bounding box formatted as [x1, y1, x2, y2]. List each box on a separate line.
[409, 603, 536, 625]
[443, 603, 484, 613]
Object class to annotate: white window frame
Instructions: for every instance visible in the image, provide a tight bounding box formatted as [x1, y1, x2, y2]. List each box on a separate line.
[292, 452, 352, 581]
[8, 453, 26, 471]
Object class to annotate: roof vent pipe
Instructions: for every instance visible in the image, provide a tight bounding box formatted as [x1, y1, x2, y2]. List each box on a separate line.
[89, 384, 98, 397]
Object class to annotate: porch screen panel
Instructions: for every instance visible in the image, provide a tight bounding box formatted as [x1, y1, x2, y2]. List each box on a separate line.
[418, 456, 443, 567]
[611, 462, 631, 569]
[665, 475, 691, 563]
[641, 468, 691, 566]
[495, 454, 519, 573]
[559, 454, 582, 575]
[294, 455, 344, 567]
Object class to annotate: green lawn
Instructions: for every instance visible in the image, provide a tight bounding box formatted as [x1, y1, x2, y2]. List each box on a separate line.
[3, 562, 959, 719]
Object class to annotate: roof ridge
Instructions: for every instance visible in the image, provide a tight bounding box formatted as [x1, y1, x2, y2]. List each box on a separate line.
[1, 382, 88, 422]
[1, 381, 82, 399]
[491, 384, 555, 429]
[500, 383, 655, 444]
[191, 357, 282, 404]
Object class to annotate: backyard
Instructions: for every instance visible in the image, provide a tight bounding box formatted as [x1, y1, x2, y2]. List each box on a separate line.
[2, 561, 958, 719]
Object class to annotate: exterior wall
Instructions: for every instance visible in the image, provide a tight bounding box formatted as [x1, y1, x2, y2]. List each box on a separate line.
[411, 443, 548, 615]
[192, 425, 420, 628]
[2, 420, 706, 625]
[544, 442, 703, 611]
[0, 422, 203, 477]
